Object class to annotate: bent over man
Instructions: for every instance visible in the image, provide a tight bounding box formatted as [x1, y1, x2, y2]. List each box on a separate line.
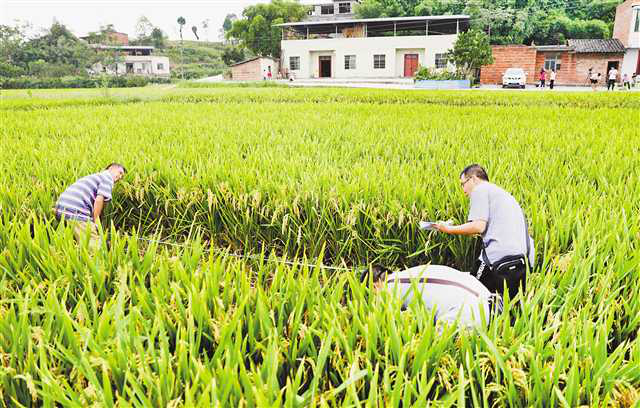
[362, 264, 497, 329]
[54, 163, 126, 249]
[434, 164, 534, 298]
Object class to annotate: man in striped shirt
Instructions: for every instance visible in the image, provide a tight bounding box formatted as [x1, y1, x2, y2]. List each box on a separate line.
[362, 264, 498, 329]
[55, 163, 126, 249]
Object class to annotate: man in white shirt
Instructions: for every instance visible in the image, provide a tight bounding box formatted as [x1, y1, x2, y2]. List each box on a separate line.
[607, 67, 618, 91]
[549, 69, 557, 89]
[362, 265, 498, 329]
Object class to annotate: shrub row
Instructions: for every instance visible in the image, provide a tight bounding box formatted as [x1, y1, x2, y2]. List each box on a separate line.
[0, 75, 172, 89]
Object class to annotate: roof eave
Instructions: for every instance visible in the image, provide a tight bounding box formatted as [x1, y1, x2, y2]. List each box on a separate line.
[276, 14, 471, 27]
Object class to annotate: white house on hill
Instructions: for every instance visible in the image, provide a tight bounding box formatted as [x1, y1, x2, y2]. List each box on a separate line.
[89, 45, 171, 77]
[278, 0, 469, 79]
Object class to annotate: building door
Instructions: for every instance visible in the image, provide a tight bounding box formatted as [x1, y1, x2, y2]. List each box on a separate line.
[606, 61, 619, 73]
[319, 56, 332, 78]
[404, 54, 419, 77]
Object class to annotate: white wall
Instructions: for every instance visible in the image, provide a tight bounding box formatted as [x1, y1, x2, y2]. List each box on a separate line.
[621, 48, 639, 75]
[113, 56, 171, 76]
[282, 34, 457, 79]
[259, 58, 277, 77]
[628, 6, 640, 48]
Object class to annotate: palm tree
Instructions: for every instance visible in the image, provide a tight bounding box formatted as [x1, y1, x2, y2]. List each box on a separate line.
[177, 17, 186, 80]
[177, 17, 186, 40]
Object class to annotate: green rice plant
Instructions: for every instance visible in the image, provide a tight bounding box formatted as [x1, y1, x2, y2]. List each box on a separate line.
[0, 87, 639, 405]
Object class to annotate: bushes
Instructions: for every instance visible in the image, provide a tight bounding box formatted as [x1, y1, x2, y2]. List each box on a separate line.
[0, 75, 172, 89]
[414, 67, 466, 81]
[170, 63, 225, 80]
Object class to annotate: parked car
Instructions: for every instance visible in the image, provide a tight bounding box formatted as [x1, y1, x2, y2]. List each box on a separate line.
[502, 68, 527, 89]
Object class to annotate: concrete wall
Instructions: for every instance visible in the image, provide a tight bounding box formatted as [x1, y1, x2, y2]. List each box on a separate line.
[95, 55, 170, 76]
[281, 34, 457, 79]
[117, 56, 170, 76]
[614, 1, 640, 48]
[259, 58, 277, 78]
[621, 48, 640, 75]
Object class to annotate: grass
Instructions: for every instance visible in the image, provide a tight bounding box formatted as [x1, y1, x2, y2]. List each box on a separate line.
[0, 86, 639, 406]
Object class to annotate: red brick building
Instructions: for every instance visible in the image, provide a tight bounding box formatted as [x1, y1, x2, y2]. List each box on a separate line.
[230, 57, 278, 81]
[480, 39, 625, 86]
[81, 31, 129, 46]
[481, 0, 639, 85]
[106, 32, 129, 46]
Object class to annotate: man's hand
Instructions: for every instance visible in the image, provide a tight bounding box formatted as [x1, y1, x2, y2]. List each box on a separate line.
[434, 220, 487, 236]
[433, 222, 453, 234]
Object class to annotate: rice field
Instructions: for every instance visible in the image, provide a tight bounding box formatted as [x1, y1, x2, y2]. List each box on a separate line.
[1, 87, 639, 406]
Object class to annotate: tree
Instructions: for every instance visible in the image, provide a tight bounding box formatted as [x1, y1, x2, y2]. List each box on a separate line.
[85, 24, 119, 45]
[0, 24, 30, 77]
[227, 1, 308, 58]
[356, 0, 410, 18]
[221, 45, 246, 66]
[223, 14, 237, 32]
[177, 17, 186, 40]
[150, 27, 166, 49]
[135, 16, 154, 40]
[132, 17, 167, 48]
[221, 14, 238, 42]
[448, 29, 493, 79]
[27, 22, 96, 75]
[177, 17, 186, 79]
[354, 0, 614, 45]
[192, 26, 200, 40]
[201, 19, 211, 41]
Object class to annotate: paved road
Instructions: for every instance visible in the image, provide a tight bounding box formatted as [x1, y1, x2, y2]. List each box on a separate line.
[290, 82, 640, 92]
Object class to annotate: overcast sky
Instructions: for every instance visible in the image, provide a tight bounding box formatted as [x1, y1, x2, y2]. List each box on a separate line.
[0, 0, 284, 41]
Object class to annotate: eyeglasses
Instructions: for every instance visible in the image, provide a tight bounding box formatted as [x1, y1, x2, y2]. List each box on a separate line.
[460, 178, 471, 188]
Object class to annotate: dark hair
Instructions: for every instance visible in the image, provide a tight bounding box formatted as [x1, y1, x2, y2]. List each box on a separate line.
[105, 163, 127, 173]
[460, 164, 489, 181]
[359, 265, 389, 285]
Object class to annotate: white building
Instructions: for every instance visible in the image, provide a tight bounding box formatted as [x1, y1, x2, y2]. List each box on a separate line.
[278, 1, 469, 79]
[613, 0, 640, 76]
[305, 0, 359, 21]
[90, 45, 171, 77]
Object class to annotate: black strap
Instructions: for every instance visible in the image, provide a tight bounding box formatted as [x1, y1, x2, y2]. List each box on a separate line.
[481, 211, 530, 269]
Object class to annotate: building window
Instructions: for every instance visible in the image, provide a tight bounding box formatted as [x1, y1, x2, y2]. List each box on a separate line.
[435, 53, 448, 69]
[289, 56, 300, 71]
[321, 5, 334, 15]
[157, 63, 164, 70]
[344, 55, 356, 70]
[634, 8, 640, 32]
[338, 2, 351, 14]
[373, 54, 385, 69]
[544, 54, 562, 71]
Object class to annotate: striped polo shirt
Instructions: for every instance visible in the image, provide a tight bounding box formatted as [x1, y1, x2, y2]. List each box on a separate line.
[55, 171, 114, 222]
[384, 265, 492, 329]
